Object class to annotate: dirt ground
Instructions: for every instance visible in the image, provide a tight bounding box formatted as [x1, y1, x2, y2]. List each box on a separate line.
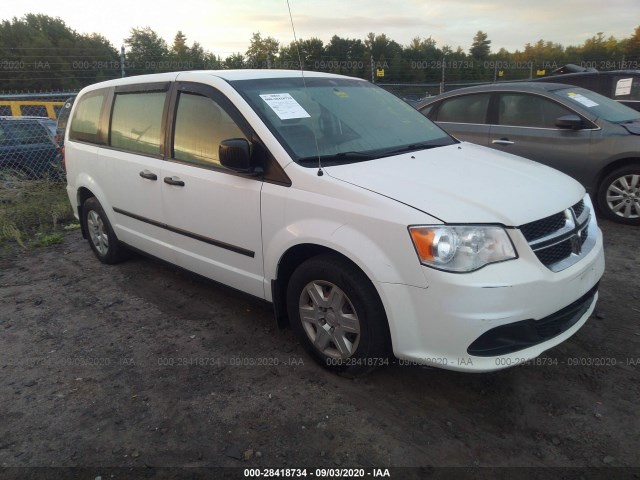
[0, 217, 638, 477]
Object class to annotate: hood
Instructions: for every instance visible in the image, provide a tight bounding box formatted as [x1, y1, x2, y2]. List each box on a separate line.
[324, 143, 584, 226]
[620, 119, 640, 136]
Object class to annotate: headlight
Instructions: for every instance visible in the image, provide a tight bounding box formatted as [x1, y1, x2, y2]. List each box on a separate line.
[408, 225, 517, 272]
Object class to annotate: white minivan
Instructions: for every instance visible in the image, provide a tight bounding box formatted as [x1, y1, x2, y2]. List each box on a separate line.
[64, 70, 605, 374]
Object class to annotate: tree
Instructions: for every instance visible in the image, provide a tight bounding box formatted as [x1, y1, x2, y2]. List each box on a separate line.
[625, 25, 640, 59]
[470, 31, 491, 59]
[172, 31, 188, 58]
[0, 14, 118, 91]
[224, 53, 245, 69]
[245, 32, 279, 68]
[124, 27, 169, 75]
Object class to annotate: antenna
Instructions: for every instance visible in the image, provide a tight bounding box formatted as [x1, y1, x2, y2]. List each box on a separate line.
[286, 0, 324, 176]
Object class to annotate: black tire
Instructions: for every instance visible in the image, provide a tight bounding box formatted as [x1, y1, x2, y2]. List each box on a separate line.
[286, 253, 391, 376]
[82, 197, 127, 264]
[597, 164, 640, 225]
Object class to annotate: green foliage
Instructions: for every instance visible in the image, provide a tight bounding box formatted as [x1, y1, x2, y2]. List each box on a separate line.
[124, 26, 169, 75]
[0, 14, 118, 91]
[0, 13, 638, 92]
[0, 176, 74, 248]
[36, 232, 64, 246]
[470, 31, 491, 60]
[245, 32, 280, 68]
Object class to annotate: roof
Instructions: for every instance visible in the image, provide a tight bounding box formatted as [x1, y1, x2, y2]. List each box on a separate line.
[79, 69, 359, 94]
[416, 81, 580, 108]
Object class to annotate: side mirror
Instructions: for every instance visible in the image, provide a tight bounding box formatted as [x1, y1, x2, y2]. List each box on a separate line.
[219, 138, 256, 174]
[555, 114, 584, 130]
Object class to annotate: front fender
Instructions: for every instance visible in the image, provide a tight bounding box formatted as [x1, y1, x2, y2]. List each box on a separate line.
[263, 219, 428, 300]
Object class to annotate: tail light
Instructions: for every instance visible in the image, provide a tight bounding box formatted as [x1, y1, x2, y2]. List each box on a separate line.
[61, 146, 66, 172]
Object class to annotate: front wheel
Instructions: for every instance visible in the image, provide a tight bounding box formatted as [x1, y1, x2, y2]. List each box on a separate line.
[597, 165, 640, 225]
[286, 254, 391, 376]
[83, 197, 127, 264]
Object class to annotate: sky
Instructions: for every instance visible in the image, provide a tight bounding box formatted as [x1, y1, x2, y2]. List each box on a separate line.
[2, 0, 638, 57]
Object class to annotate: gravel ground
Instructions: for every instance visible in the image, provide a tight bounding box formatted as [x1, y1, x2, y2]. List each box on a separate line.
[0, 218, 638, 478]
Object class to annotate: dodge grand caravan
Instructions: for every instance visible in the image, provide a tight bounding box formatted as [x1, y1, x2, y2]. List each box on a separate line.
[64, 70, 605, 375]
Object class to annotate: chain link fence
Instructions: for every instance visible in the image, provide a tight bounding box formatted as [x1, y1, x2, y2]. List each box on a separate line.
[0, 116, 65, 181]
[0, 93, 76, 247]
[0, 93, 75, 180]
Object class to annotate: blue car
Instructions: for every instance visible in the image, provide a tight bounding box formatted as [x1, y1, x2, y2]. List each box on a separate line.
[0, 116, 63, 179]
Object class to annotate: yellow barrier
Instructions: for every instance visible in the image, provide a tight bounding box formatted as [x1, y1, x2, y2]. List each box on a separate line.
[0, 100, 65, 119]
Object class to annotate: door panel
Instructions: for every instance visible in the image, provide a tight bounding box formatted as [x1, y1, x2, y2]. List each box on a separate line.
[101, 147, 169, 259]
[160, 164, 264, 297]
[161, 87, 265, 298]
[489, 93, 593, 185]
[100, 88, 171, 260]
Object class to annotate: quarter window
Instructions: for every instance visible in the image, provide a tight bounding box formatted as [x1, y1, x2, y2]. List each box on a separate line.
[436, 94, 490, 124]
[69, 89, 107, 143]
[173, 92, 246, 168]
[110, 92, 166, 156]
[497, 94, 572, 128]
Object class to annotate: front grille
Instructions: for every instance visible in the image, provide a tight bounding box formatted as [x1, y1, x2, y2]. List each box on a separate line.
[535, 240, 572, 266]
[519, 199, 592, 272]
[520, 212, 566, 242]
[467, 283, 598, 357]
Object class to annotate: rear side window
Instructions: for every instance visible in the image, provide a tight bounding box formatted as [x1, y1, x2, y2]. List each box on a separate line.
[110, 92, 166, 156]
[20, 105, 48, 117]
[173, 92, 246, 168]
[498, 93, 572, 128]
[1, 122, 50, 145]
[436, 94, 490, 124]
[70, 90, 108, 143]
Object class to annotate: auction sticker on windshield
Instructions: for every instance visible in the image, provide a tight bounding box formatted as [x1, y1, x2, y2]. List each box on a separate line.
[566, 92, 599, 108]
[259, 93, 311, 120]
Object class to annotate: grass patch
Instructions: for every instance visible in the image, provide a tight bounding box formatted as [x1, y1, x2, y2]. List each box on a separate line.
[0, 172, 75, 249]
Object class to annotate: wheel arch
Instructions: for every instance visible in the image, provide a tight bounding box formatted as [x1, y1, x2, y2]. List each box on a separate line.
[271, 243, 392, 338]
[76, 186, 95, 239]
[593, 157, 640, 194]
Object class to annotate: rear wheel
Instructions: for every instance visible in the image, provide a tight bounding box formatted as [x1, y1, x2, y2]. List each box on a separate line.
[597, 164, 640, 225]
[83, 197, 127, 264]
[286, 253, 391, 376]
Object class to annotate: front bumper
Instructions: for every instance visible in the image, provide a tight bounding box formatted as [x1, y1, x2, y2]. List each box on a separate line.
[376, 223, 605, 372]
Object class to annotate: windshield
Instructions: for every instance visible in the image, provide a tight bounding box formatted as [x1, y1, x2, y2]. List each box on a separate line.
[554, 87, 640, 123]
[230, 76, 455, 165]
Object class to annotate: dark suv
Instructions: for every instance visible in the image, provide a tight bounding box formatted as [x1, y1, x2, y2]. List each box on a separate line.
[0, 116, 63, 179]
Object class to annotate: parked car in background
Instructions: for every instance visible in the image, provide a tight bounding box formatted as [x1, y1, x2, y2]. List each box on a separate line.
[39, 117, 57, 139]
[54, 96, 75, 147]
[417, 82, 640, 225]
[534, 67, 640, 111]
[0, 116, 64, 179]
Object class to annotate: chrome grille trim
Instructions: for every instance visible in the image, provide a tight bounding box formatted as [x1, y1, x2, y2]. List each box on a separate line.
[519, 196, 597, 272]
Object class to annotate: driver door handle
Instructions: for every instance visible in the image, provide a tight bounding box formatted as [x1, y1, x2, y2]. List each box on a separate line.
[164, 176, 185, 187]
[492, 138, 515, 146]
[139, 170, 158, 180]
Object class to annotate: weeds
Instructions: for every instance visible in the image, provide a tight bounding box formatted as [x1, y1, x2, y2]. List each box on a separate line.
[0, 173, 74, 249]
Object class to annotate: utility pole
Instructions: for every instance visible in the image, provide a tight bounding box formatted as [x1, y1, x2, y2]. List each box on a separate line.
[120, 46, 125, 78]
[440, 55, 446, 94]
[371, 55, 374, 83]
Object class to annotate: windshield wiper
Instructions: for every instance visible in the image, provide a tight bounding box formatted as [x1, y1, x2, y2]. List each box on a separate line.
[380, 142, 449, 157]
[297, 151, 380, 165]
